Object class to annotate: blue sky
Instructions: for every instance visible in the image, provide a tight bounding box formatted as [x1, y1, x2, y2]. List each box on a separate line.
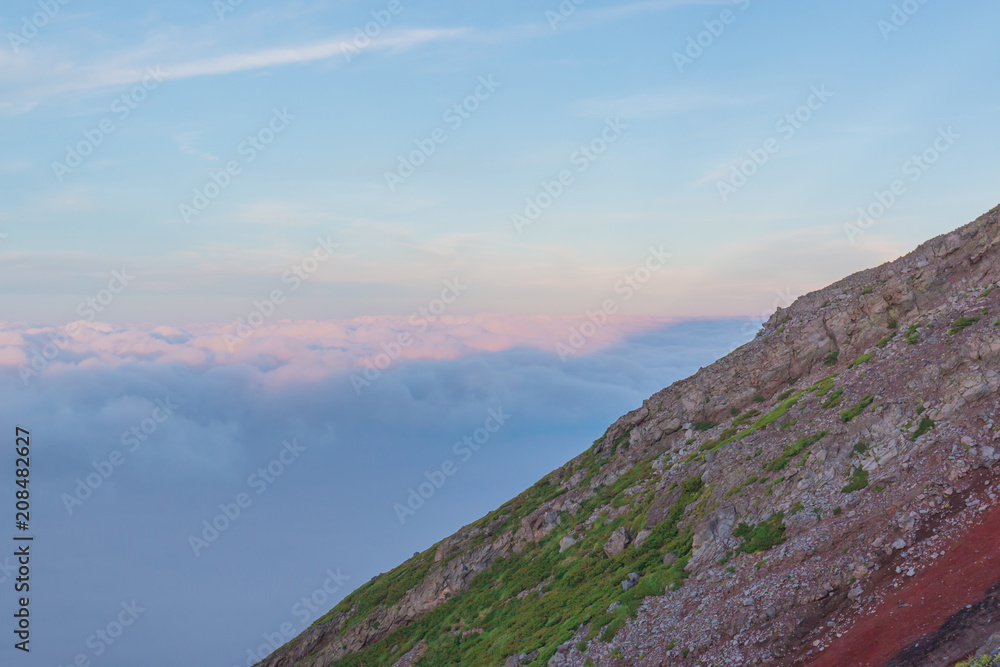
[1, 1, 999, 665]
[2, 0, 998, 325]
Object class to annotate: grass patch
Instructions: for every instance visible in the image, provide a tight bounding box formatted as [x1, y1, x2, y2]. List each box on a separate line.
[766, 431, 828, 472]
[732, 409, 761, 427]
[823, 350, 839, 366]
[732, 512, 786, 555]
[850, 351, 876, 368]
[948, 315, 981, 335]
[693, 421, 716, 432]
[876, 332, 895, 348]
[842, 467, 869, 493]
[840, 395, 874, 422]
[910, 417, 936, 441]
[328, 472, 707, 667]
[905, 323, 920, 345]
[821, 389, 845, 409]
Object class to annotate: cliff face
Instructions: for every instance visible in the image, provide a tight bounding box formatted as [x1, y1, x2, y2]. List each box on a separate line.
[256, 204, 1000, 666]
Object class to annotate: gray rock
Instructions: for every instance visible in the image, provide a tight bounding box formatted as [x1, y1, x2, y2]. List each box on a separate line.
[633, 529, 651, 549]
[603, 527, 633, 558]
[558, 536, 576, 553]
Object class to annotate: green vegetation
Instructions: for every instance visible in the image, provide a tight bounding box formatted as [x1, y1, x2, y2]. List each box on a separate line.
[823, 350, 839, 366]
[851, 441, 869, 457]
[700, 391, 807, 453]
[905, 323, 921, 345]
[753, 394, 765, 403]
[790, 501, 804, 515]
[850, 351, 876, 368]
[910, 417, 936, 441]
[861, 287, 873, 295]
[777, 390, 794, 401]
[607, 431, 631, 456]
[820, 389, 845, 409]
[328, 472, 708, 666]
[767, 431, 829, 472]
[693, 421, 716, 432]
[948, 315, 980, 335]
[732, 512, 786, 554]
[813, 376, 837, 396]
[840, 395, 874, 422]
[956, 653, 1000, 666]
[876, 332, 895, 348]
[842, 467, 870, 493]
[731, 409, 761, 427]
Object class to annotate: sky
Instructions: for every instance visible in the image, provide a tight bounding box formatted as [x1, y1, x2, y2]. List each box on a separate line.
[1, 0, 999, 665]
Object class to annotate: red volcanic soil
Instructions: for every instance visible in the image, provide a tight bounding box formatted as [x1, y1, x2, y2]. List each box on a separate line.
[808, 482, 1000, 667]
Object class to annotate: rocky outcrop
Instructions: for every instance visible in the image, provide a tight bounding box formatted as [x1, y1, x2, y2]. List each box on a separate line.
[255, 205, 1000, 667]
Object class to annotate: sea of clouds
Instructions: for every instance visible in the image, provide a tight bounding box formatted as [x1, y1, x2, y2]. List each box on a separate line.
[0, 315, 752, 667]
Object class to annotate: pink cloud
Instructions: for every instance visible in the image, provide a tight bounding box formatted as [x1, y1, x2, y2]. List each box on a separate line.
[0, 314, 677, 379]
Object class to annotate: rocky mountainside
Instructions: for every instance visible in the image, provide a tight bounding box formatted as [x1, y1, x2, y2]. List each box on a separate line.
[256, 204, 1000, 666]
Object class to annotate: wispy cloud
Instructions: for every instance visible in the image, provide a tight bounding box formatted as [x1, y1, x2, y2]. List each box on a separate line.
[4, 27, 469, 112]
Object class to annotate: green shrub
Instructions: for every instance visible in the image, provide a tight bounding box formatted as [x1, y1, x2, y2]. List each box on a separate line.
[767, 431, 828, 471]
[842, 467, 869, 493]
[850, 351, 876, 368]
[948, 315, 980, 335]
[732, 512, 786, 554]
[823, 350, 839, 366]
[840, 395, 874, 422]
[910, 417, 935, 440]
[821, 389, 845, 409]
[905, 323, 920, 344]
[693, 421, 716, 432]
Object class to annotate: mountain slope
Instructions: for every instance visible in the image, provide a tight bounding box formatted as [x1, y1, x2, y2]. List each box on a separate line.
[256, 204, 1000, 666]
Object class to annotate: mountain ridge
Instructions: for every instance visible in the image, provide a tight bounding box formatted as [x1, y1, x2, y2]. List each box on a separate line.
[256, 203, 1000, 666]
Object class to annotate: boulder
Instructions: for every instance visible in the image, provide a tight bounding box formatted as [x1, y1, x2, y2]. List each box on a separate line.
[603, 527, 633, 557]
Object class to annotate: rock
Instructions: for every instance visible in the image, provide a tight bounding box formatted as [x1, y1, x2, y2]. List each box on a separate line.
[892, 539, 907, 550]
[633, 529, 651, 549]
[607, 602, 621, 613]
[663, 552, 678, 566]
[558, 536, 576, 553]
[603, 527, 633, 557]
